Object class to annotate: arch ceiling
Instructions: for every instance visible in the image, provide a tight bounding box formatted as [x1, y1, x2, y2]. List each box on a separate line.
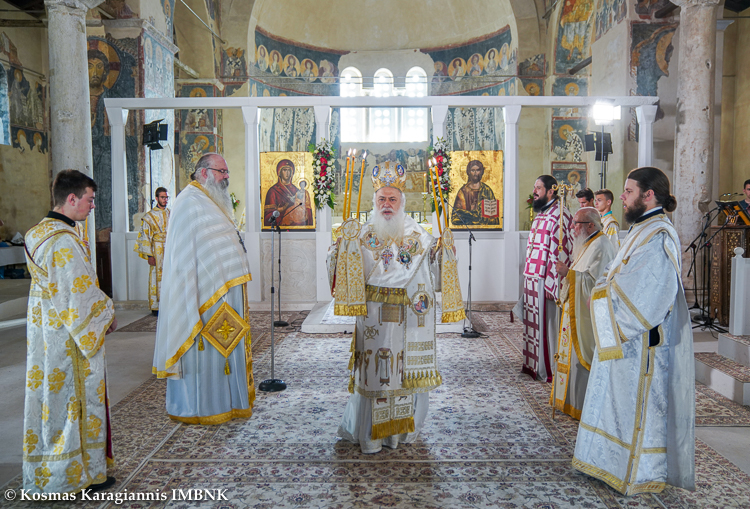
[250, 0, 532, 52]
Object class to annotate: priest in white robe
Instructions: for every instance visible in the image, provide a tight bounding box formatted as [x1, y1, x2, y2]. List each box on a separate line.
[134, 187, 170, 314]
[551, 207, 616, 419]
[23, 170, 117, 494]
[328, 162, 463, 453]
[573, 167, 695, 495]
[153, 153, 255, 425]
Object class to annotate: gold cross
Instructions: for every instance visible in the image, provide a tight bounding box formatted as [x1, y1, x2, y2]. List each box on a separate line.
[217, 320, 236, 340]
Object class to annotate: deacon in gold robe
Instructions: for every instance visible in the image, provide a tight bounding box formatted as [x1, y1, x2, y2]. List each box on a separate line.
[328, 162, 463, 453]
[23, 170, 117, 494]
[551, 207, 616, 419]
[134, 187, 170, 314]
[153, 153, 255, 424]
[594, 189, 620, 248]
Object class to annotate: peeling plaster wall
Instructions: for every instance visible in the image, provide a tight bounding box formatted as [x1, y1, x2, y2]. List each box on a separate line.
[0, 4, 50, 240]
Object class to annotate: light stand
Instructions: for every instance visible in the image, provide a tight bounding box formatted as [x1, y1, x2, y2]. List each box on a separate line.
[142, 119, 168, 202]
[259, 214, 287, 392]
[588, 101, 618, 189]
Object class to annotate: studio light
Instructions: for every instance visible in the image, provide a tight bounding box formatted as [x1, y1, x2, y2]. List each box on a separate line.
[592, 101, 621, 126]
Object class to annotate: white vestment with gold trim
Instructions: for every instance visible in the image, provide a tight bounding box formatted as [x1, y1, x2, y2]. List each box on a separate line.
[153, 182, 255, 424]
[23, 218, 116, 494]
[551, 231, 616, 419]
[601, 211, 620, 248]
[327, 216, 448, 453]
[134, 206, 170, 310]
[573, 212, 695, 495]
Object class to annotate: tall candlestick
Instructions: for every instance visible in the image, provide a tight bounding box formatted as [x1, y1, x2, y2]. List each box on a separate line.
[434, 159, 449, 231]
[428, 162, 442, 237]
[423, 172, 427, 193]
[343, 149, 353, 219]
[346, 149, 356, 219]
[356, 151, 367, 219]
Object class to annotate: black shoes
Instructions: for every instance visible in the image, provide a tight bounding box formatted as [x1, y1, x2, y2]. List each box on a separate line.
[151, 310, 159, 316]
[88, 476, 116, 493]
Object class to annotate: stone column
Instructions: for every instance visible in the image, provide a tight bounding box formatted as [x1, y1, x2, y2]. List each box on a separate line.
[672, 0, 720, 284]
[242, 105, 262, 301]
[635, 105, 658, 167]
[45, 0, 105, 263]
[313, 105, 333, 302]
[45, 0, 103, 176]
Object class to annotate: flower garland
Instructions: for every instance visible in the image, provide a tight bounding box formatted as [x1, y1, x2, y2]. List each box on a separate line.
[428, 137, 452, 216]
[309, 139, 336, 210]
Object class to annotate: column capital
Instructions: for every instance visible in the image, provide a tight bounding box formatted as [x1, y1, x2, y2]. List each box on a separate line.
[635, 105, 658, 125]
[503, 105, 522, 125]
[671, 0, 720, 8]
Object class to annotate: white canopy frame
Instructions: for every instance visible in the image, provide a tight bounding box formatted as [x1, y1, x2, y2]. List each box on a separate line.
[105, 96, 658, 304]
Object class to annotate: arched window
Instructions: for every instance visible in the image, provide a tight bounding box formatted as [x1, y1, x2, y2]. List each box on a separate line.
[340, 67, 365, 142]
[402, 67, 428, 142]
[339, 66, 428, 143]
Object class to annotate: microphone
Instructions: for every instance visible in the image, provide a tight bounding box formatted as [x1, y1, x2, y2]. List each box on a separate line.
[271, 210, 281, 224]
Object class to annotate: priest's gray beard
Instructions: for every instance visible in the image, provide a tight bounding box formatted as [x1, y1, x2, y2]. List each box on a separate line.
[203, 177, 233, 217]
[371, 200, 406, 245]
[571, 230, 589, 261]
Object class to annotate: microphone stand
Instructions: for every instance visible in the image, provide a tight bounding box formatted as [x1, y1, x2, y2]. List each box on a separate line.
[273, 201, 304, 327]
[260, 214, 287, 392]
[685, 207, 720, 311]
[443, 201, 481, 338]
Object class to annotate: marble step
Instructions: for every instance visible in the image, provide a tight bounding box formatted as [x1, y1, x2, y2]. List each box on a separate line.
[695, 352, 750, 406]
[718, 333, 750, 368]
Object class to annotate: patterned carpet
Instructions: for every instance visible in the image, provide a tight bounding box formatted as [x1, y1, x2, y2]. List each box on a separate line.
[6, 312, 750, 508]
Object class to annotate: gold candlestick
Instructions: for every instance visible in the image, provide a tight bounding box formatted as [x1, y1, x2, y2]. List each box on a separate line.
[428, 161, 442, 237]
[355, 151, 368, 219]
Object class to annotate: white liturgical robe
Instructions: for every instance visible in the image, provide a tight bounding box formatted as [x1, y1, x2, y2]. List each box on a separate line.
[23, 216, 116, 494]
[327, 215, 451, 453]
[153, 182, 254, 424]
[134, 206, 170, 310]
[551, 231, 616, 419]
[573, 209, 695, 495]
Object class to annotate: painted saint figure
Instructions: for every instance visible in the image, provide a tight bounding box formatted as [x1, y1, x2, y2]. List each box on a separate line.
[451, 160, 500, 226]
[263, 158, 314, 227]
[134, 187, 170, 315]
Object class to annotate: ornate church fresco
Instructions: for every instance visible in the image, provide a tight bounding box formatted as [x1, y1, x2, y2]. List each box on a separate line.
[177, 84, 221, 187]
[88, 36, 139, 231]
[0, 62, 11, 146]
[551, 118, 588, 163]
[143, 31, 176, 211]
[222, 47, 247, 79]
[595, 0, 627, 41]
[100, 0, 136, 19]
[425, 26, 515, 96]
[552, 161, 588, 212]
[555, 0, 595, 75]
[7, 65, 45, 150]
[635, 0, 672, 18]
[446, 106, 505, 153]
[519, 55, 546, 97]
[162, 0, 176, 38]
[628, 22, 677, 138]
[552, 77, 589, 117]
[251, 28, 344, 95]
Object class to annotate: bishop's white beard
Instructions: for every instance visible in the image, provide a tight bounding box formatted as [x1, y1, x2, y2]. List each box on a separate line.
[571, 230, 589, 261]
[203, 177, 233, 217]
[371, 201, 406, 245]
